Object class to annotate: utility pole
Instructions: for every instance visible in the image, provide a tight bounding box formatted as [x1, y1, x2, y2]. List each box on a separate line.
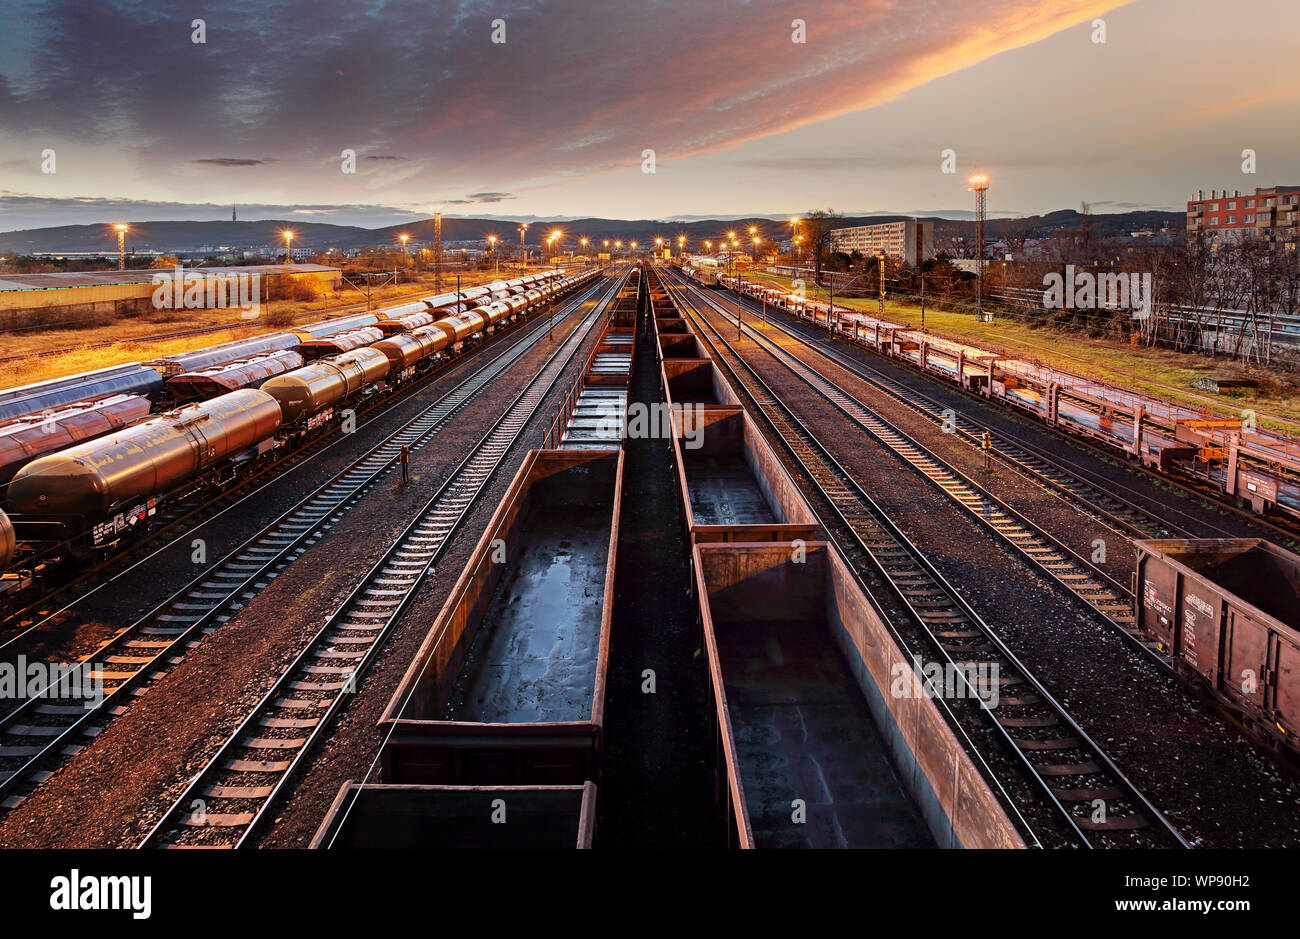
[736, 261, 743, 340]
[433, 208, 443, 292]
[920, 267, 927, 329]
[878, 251, 887, 317]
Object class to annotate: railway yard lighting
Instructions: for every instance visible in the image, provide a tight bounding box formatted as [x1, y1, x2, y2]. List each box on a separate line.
[488, 235, 498, 274]
[518, 222, 529, 269]
[282, 230, 294, 264]
[968, 174, 990, 323]
[113, 223, 128, 270]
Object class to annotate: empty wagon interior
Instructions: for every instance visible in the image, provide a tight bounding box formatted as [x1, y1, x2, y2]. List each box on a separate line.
[698, 543, 934, 849]
[312, 783, 594, 849]
[390, 447, 618, 723]
[1156, 539, 1300, 628]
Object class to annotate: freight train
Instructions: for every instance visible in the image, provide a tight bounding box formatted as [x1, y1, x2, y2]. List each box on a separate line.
[0, 268, 601, 586]
[707, 270, 1300, 525]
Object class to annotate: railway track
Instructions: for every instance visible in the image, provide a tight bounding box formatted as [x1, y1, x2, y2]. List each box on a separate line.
[742, 279, 1300, 549]
[720, 285, 1209, 543]
[0, 275, 620, 811]
[0, 281, 603, 640]
[677, 276, 1171, 666]
[138, 269, 626, 848]
[665, 276, 1189, 849]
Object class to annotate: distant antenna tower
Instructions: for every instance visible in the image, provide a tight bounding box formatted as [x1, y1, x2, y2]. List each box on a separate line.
[232, 206, 237, 222]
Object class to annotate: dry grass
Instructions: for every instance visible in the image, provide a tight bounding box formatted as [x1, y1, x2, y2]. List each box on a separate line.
[0, 270, 512, 392]
[749, 272, 1300, 434]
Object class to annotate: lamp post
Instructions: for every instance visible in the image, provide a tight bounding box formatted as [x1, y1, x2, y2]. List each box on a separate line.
[580, 238, 588, 267]
[749, 226, 758, 263]
[789, 217, 801, 266]
[518, 223, 529, 270]
[398, 234, 409, 288]
[282, 230, 294, 264]
[968, 174, 990, 323]
[113, 224, 128, 271]
[678, 235, 686, 257]
[488, 235, 498, 274]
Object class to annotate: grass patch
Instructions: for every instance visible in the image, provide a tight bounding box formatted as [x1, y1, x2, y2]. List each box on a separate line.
[747, 272, 1300, 434]
[0, 270, 512, 392]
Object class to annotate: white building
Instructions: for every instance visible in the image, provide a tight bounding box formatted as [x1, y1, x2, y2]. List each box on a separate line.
[828, 220, 934, 266]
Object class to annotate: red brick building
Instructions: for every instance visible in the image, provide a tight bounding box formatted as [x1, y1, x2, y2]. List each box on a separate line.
[1187, 185, 1300, 249]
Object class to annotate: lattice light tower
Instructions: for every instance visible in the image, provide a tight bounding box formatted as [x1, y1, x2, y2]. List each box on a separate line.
[968, 174, 990, 322]
[113, 224, 128, 271]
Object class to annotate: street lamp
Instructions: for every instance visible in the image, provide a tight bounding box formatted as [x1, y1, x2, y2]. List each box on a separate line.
[519, 222, 529, 269]
[968, 174, 990, 322]
[282, 230, 295, 264]
[580, 238, 589, 267]
[789, 217, 801, 266]
[113, 223, 128, 271]
[488, 235, 498, 274]
[678, 235, 686, 256]
[748, 226, 758, 264]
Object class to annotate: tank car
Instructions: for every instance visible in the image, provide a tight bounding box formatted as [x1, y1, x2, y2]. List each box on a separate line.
[0, 394, 153, 484]
[166, 350, 305, 404]
[259, 347, 391, 425]
[0, 364, 165, 424]
[7, 388, 283, 529]
[0, 508, 13, 570]
[372, 325, 453, 378]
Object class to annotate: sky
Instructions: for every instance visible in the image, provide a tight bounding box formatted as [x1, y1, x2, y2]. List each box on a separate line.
[0, 0, 1296, 230]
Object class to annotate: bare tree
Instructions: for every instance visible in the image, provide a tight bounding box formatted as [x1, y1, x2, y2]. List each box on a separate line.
[803, 208, 842, 287]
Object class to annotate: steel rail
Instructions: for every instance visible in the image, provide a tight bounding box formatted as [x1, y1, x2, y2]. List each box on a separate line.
[139, 270, 626, 848]
[0, 275, 611, 810]
[667, 274, 1189, 849]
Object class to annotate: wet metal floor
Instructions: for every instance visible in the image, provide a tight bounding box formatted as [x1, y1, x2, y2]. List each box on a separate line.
[717, 618, 935, 848]
[685, 455, 778, 526]
[442, 504, 609, 724]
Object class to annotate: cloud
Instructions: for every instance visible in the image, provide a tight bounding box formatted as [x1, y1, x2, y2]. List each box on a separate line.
[191, 157, 274, 166]
[0, 0, 1133, 207]
[0, 191, 425, 230]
